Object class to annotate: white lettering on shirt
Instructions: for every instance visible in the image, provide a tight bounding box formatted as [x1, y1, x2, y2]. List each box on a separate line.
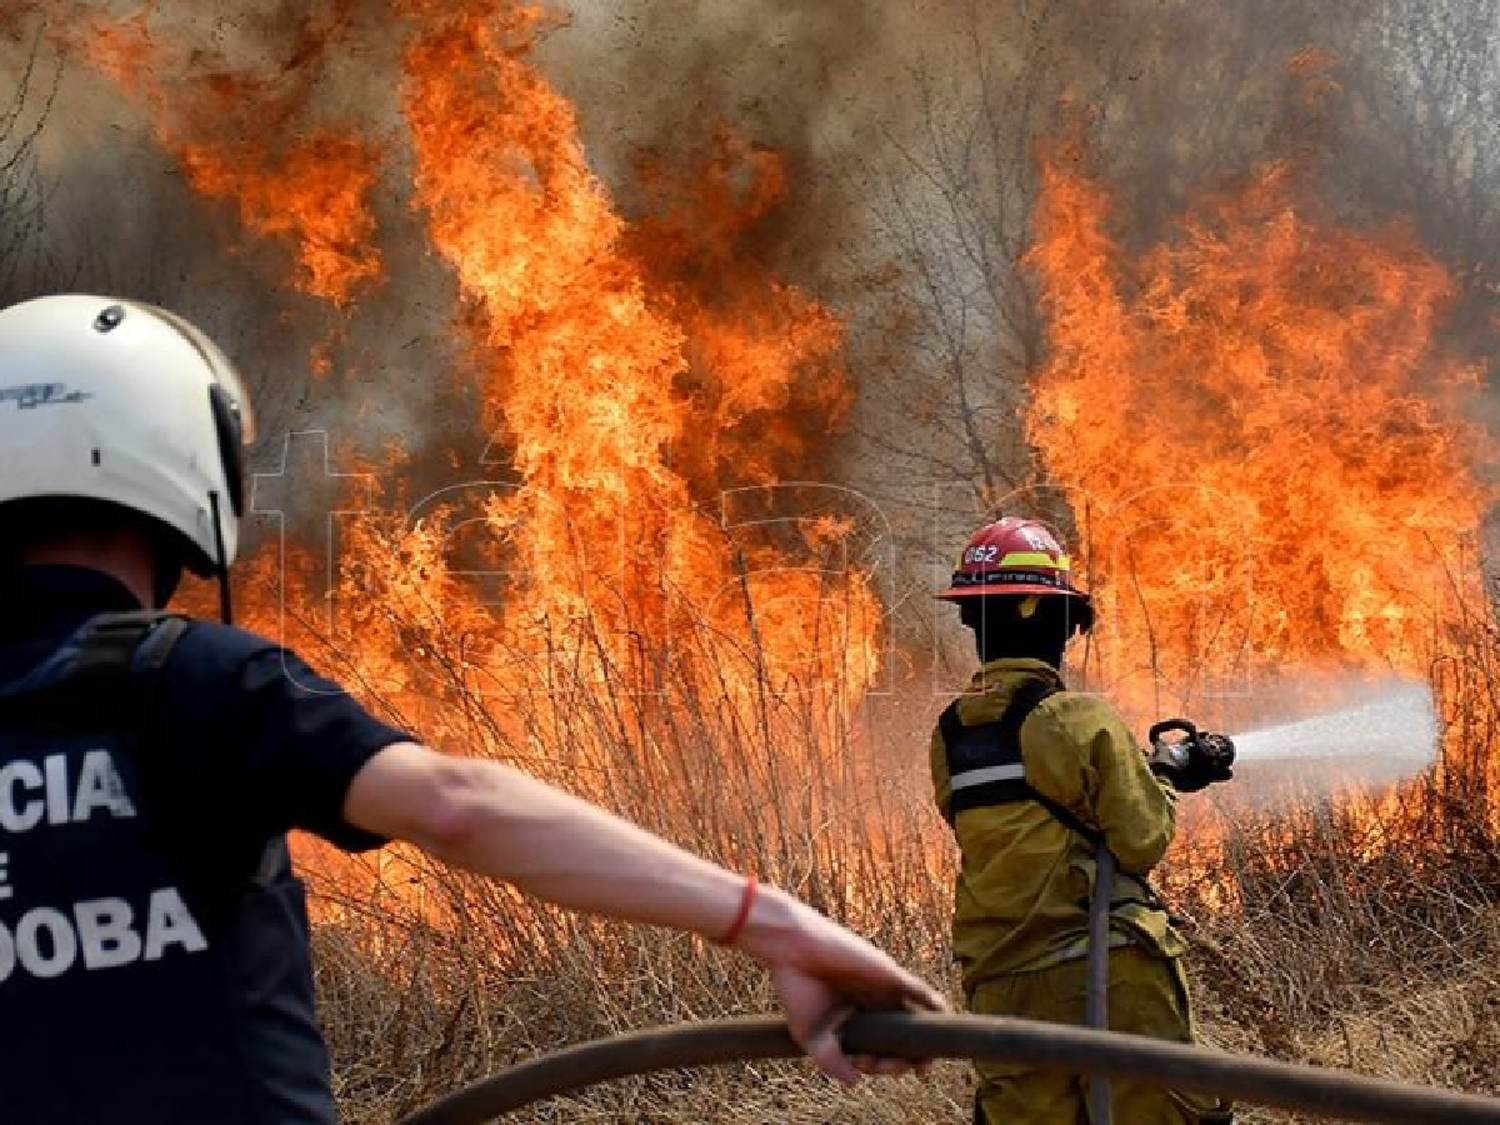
[0, 760, 43, 832]
[73, 751, 136, 822]
[75, 897, 143, 969]
[0, 891, 208, 982]
[16, 907, 77, 978]
[143, 889, 207, 961]
[43, 755, 68, 825]
[0, 751, 136, 834]
[0, 749, 207, 983]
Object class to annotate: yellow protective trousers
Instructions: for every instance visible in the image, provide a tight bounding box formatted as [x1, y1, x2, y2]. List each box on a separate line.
[968, 946, 1233, 1125]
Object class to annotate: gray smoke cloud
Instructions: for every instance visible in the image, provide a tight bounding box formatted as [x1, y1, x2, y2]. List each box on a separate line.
[0, 1, 1494, 608]
[0, 1, 471, 544]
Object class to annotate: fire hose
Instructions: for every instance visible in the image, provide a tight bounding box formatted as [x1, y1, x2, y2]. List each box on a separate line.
[1085, 842, 1116, 1125]
[400, 719, 1484, 1123]
[398, 1011, 1500, 1124]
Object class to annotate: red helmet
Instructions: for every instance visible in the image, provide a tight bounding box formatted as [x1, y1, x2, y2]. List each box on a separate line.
[936, 517, 1088, 600]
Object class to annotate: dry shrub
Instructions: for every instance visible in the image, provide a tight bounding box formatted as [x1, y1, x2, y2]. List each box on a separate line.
[283, 532, 1500, 1122]
[288, 570, 968, 1122]
[1170, 634, 1500, 1122]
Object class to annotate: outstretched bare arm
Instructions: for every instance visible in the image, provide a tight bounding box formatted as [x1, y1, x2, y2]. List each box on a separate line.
[343, 741, 946, 1082]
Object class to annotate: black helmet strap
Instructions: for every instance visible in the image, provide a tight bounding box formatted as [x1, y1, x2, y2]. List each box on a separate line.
[208, 491, 232, 625]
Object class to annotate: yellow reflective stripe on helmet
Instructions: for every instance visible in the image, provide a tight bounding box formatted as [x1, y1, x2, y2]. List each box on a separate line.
[997, 551, 1071, 571]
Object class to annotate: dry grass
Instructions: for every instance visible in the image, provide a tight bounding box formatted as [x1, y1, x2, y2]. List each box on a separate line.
[279, 561, 968, 1122]
[262, 546, 1500, 1124]
[1169, 719, 1500, 1122]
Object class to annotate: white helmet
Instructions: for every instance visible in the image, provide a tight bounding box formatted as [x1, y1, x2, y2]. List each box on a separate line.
[0, 294, 255, 572]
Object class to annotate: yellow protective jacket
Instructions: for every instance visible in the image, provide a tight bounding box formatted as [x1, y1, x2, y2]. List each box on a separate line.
[931, 658, 1186, 992]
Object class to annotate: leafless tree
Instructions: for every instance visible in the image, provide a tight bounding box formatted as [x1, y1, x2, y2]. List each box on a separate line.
[852, 2, 1104, 525]
[1336, 0, 1500, 357]
[842, 0, 1500, 654]
[0, 30, 59, 304]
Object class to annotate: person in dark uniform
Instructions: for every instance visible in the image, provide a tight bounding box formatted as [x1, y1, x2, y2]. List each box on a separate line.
[0, 294, 944, 1124]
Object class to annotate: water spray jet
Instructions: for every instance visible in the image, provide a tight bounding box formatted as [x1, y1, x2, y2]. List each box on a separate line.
[1223, 679, 1438, 799]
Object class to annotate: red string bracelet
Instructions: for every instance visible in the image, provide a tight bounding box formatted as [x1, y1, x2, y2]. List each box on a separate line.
[717, 875, 757, 947]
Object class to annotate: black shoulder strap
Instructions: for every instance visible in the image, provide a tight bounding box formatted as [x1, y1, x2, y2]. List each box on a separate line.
[1001, 678, 1058, 744]
[75, 611, 189, 684]
[0, 610, 187, 732]
[943, 678, 1103, 845]
[0, 611, 285, 889]
[944, 678, 1055, 821]
[1029, 774, 1103, 847]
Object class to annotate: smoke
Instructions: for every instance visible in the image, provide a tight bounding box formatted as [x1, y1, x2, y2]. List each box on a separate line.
[537, 1, 914, 223]
[0, 1, 1496, 638]
[0, 2, 471, 532]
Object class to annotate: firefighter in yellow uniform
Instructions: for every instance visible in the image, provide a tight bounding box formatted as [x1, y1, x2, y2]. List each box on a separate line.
[932, 517, 1233, 1124]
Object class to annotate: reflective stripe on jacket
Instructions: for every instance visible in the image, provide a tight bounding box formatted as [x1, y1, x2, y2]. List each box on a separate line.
[930, 658, 1186, 990]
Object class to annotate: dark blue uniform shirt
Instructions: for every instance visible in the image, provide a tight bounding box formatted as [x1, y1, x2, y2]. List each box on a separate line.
[0, 565, 408, 1124]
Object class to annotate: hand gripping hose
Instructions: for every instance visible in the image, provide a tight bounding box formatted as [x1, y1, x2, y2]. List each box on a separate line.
[398, 1012, 1500, 1125]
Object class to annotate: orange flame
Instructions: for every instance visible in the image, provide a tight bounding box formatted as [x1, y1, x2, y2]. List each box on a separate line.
[82, 1, 886, 919]
[397, 0, 878, 700]
[144, 0, 879, 758]
[84, 5, 381, 308]
[1026, 138, 1492, 728]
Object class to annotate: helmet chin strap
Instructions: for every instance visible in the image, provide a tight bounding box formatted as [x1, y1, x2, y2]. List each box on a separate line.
[208, 491, 233, 625]
[152, 558, 184, 608]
